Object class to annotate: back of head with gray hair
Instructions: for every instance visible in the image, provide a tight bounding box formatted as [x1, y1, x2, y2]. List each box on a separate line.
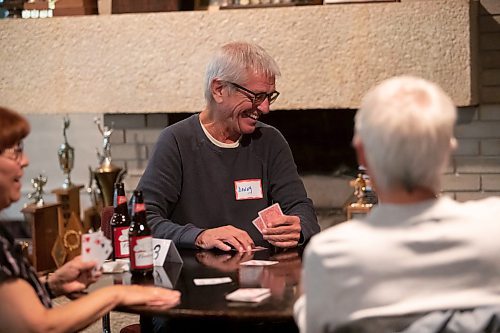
[354, 76, 457, 193]
[204, 41, 281, 105]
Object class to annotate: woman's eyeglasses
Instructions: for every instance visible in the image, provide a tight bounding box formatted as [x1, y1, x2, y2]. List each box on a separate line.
[0, 141, 24, 162]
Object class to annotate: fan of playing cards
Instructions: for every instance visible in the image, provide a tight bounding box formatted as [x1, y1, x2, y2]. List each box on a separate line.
[253, 203, 283, 233]
[81, 231, 112, 271]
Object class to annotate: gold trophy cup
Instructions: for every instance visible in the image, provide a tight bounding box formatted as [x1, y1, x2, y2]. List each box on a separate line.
[89, 118, 126, 211]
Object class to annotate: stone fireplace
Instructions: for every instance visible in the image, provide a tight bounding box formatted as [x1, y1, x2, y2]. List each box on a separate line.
[1, 0, 499, 230]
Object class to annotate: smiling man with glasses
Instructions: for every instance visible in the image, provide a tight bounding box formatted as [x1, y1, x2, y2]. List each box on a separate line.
[138, 42, 319, 257]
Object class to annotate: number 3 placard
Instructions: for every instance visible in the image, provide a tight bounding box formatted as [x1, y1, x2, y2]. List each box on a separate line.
[152, 239, 183, 266]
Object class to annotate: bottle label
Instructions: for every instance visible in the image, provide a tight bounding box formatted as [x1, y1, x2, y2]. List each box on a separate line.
[117, 195, 127, 205]
[134, 203, 145, 213]
[113, 227, 129, 259]
[129, 235, 153, 269]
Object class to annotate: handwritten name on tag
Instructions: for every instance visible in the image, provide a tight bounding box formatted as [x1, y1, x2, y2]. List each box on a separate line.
[234, 179, 263, 200]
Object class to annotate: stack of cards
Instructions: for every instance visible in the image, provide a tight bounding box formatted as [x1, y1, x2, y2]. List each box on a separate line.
[253, 203, 283, 233]
[81, 231, 112, 270]
[225, 288, 271, 303]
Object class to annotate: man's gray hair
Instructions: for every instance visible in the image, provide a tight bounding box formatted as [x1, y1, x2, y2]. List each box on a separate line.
[204, 41, 281, 105]
[353, 76, 457, 193]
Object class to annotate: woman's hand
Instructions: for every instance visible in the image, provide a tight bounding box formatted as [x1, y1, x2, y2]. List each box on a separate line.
[116, 285, 181, 309]
[49, 256, 100, 296]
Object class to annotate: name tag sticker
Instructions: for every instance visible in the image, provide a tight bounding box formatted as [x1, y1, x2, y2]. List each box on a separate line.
[234, 179, 263, 200]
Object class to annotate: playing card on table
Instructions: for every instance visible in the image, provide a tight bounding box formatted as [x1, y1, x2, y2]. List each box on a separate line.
[81, 231, 112, 270]
[240, 260, 278, 266]
[225, 288, 271, 303]
[258, 203, 283, 226]
[193, 277, 232, 286]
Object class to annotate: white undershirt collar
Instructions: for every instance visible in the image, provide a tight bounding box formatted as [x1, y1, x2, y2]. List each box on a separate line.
[199, 117, 240, 148]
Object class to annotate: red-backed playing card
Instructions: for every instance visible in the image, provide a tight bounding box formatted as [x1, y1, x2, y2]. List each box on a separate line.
[252, 216, 266, 233]
[258, 203, 283, 225]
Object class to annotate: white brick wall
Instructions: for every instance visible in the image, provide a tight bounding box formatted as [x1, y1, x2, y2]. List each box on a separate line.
[482, 175, 500, 191]
[442, 174, 481, 192]
[444, 0, 500, 201]
[103, 113, 169, 197]
[444, 105, 500, 200]
[454, 139, 480, 156]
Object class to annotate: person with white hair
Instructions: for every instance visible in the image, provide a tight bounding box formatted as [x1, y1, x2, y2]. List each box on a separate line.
[138, 41, 319, 252]
[294, 76, 500, 333]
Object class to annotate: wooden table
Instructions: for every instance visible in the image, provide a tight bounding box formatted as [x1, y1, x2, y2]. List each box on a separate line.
[94, 247, 303, 332]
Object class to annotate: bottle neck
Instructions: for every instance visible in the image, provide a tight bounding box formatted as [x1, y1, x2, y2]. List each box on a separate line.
[112, 187, 128, 216]
[114, 201, 129, 215]
[131, 191, 146, 226]
[115, 194, 127, 205]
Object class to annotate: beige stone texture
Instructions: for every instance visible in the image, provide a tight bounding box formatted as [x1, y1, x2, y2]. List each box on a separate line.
[0, 0, 476, 114]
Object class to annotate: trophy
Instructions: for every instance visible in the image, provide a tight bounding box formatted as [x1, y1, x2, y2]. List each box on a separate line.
[346, 168, 377, 220]
[57, 116, 74, 189]
[89, 117, 126, 211]
[23, 174, 61, 271]
[27, 174, 48, 207]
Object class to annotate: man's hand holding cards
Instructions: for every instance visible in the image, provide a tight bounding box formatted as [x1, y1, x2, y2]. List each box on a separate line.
[81, 231, 112, 273]
[254, 203, 302, 249]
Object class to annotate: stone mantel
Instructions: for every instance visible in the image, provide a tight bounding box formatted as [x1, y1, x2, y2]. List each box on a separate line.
[0, 0, 477, 114]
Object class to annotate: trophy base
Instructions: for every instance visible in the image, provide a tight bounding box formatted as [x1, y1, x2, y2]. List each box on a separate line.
[22, 203, 61, 272]
[346, 202, 373, 220]
[61, 181, 73, 189]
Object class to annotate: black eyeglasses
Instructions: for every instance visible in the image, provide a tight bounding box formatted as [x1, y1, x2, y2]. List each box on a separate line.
[1, 141, 24, 162]
[227, 82, 280, 107]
